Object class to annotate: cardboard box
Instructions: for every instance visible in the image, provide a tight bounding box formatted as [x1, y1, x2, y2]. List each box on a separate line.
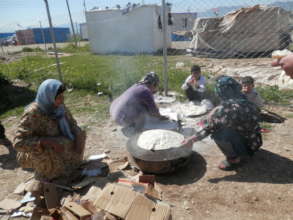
[95, 184, 171, 220]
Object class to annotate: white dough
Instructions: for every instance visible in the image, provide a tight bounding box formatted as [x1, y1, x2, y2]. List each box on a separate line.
[137, 129, 184, 151]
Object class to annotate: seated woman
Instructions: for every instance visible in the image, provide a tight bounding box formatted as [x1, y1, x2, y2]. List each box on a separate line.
[110, 72, 177, 135]
[14, 79, 86, 181]
[183, 76, 262, 170]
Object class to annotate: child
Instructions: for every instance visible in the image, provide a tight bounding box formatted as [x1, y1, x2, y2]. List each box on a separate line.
[241, 76, 264, 108]
[181, 65, 206, 101]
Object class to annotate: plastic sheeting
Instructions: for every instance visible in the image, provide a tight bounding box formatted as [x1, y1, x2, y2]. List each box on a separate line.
[190, 5, 293, 58]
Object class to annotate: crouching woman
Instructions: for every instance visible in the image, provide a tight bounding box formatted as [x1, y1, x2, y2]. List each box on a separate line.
[183, 76, 262, 170]
[14, 79, 86, 181]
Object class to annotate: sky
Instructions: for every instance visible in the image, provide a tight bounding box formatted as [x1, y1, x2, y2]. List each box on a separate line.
[0, 0, 285, 32]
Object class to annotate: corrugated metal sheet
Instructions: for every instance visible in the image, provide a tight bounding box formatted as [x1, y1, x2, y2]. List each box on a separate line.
[0, 33, 14, 39]
[33, 27, 70, 44]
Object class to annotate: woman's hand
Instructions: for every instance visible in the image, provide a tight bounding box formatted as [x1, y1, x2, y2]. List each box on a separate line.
[182, 136, 196, 148]
[272, 54, 293, 79]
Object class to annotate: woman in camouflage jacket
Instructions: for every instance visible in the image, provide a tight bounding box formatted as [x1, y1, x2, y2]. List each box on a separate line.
[14, 79, 86, 180]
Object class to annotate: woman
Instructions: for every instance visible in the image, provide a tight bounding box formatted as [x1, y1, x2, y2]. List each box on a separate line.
[14, 79, 86, 180]
[183, 76, 262, 170]
[110, 72, 176, 135]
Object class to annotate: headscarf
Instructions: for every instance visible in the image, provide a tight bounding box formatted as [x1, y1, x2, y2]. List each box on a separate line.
[138, 72, 159, 87]
[35, 79, 75, 140]
[215, 76, 246, 101]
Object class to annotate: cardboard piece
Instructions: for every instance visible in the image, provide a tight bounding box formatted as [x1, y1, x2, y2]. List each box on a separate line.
[25, 179, 41, 193]
[95, 184, 137, 219]
[0, 198, 22, 210]
[81, 186, 102, 202]
[80, 200, 98, 214]
[30, 208, 49, 220]
[0, 215, 10, 220]
[43, 183, 60, 209]
[139, 175, 155, 185]
[19, 203, 35, 213]
[13, 182, 26, 194]
[64, 202, 91, 219]
[95, 183, 171, 220]
[125, 194, 153, 220]
[118, 161, 130, 170]
[151, 201, 171, 220]
[40, 216, 54, 220]
[60, 207, 79, 220]
[118, 178, 161, 200]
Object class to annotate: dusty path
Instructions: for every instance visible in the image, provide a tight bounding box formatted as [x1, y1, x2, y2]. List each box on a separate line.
[0, 106, 292, 220]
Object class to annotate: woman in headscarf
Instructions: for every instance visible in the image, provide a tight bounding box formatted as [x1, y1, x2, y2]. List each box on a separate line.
[14, 79, 86, 180]
[183, 76, 262, 170]
[110, 72, 177, 135]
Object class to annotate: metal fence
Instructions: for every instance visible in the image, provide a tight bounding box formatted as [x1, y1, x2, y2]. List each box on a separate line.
[1, 0, 293, 90]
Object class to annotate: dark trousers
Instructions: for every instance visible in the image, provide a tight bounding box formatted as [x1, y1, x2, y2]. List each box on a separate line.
[185, 86, 203, 101]
[211, 128, 249, 158]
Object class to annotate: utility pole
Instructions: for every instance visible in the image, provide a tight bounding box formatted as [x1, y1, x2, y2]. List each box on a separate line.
[39, 21, 47, 52]
[65, 0, 78, 47]
[43, 0, 63, 82]
[83, 0, 87, 13]
[162, 0, 168, 95]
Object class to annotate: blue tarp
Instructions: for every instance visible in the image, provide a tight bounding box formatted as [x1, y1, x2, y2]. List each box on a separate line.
[171, 33, 191, 41]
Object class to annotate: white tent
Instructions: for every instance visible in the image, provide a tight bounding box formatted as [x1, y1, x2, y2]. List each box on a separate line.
[190, 5, 293, 58]
[86, 5, 172, 54]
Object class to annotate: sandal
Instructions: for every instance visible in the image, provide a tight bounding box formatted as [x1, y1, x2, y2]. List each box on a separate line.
[218, 158, 242, 171]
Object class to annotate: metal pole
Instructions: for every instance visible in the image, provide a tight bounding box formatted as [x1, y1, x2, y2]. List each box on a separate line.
[162, 0, 168, 95]
[43, 0, 63, 82]
[83, 0, 87, 13]
[65, 0, 78, 47]
[39, 21, 47, 52]
[1, 45, 5, 56]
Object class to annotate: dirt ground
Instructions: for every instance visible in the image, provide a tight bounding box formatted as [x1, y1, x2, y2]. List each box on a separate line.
[0, 56, 292, 220]
[0, 103, 292, 220]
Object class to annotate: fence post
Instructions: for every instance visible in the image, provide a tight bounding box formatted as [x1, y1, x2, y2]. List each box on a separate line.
[39, 21, 47, 52]
[162, 0, 169, 96]
[43, 0, 63, 82]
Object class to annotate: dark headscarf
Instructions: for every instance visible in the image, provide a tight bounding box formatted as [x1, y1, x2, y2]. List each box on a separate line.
[138, 72, 159, 87]
[215, 76, 246, 101]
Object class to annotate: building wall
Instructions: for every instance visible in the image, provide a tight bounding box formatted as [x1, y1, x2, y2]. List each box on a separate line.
[171, 12, 197, 32]
[80, 23, 88, 40]
[86, 5, 171, 54]
[16, 29, 35, 45]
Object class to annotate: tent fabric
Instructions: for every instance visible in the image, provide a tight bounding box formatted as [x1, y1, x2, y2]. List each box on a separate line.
[190, 5, 293, 58]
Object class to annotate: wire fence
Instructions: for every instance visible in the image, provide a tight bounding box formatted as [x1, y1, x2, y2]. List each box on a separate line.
[1, 0, 293, 91]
